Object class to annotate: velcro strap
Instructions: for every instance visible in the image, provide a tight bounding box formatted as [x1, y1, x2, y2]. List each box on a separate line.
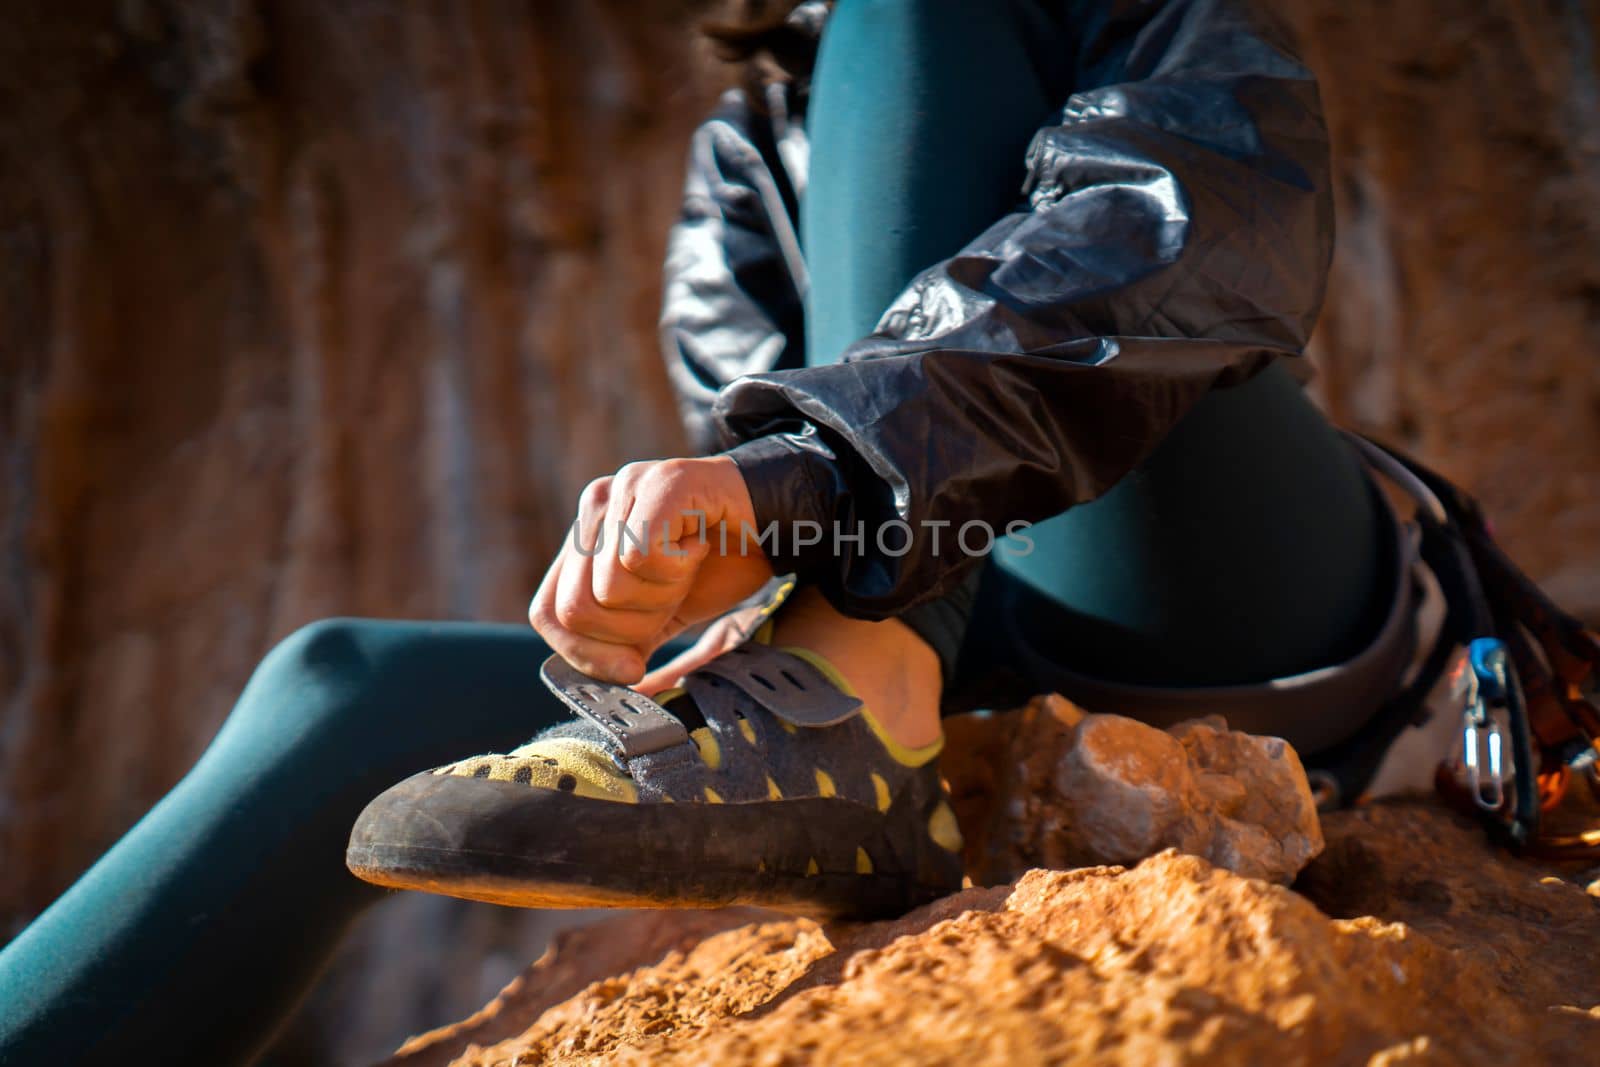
[741, 574, 797, 639]
[540, 655, 690, 758]
[693, 644, 863, 727]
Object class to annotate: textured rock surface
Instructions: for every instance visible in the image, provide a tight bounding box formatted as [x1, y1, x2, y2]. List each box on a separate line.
[384, 802, 1600, 1067]
[945, 696, 1323, 886]
[0, 0, 719, 922]
[0, 1, 722, 1061]
[1282, 0, 1600, 616]
[375, 909, 766, 1067]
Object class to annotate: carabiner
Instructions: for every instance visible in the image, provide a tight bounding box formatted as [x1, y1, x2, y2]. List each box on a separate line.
[1457, 638, 1511, 811]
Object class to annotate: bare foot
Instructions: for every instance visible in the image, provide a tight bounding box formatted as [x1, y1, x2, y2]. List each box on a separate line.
[770, 587, 943, 750]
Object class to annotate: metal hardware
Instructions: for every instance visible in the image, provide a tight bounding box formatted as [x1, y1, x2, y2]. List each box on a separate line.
[540, 655, 690, 759]
[1454, 638, 1513, 811]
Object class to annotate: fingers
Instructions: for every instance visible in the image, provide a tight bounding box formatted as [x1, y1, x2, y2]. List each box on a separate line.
[557, 477, 661, 644]
[531, 456, 759, 685]
[592, 464, 675, 604]
[593, 565, 685, 611]
[635, 652, 703, 697]
[634, 622, 734, 696]
[556, 571, 664, 646]
[573, 472, 612, 558]
[598, 461, 707, 589]
[529, 545, 647, 682]
[529, 475, 654, 682]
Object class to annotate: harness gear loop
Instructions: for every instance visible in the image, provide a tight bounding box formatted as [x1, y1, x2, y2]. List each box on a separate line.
[1347, 432, 1600, 859]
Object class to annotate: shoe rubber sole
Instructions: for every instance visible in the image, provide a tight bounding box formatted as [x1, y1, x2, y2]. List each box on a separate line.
[346, 770, 959, 919]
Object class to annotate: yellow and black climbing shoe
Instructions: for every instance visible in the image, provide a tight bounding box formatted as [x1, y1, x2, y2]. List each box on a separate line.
[346, 644, 966, 919]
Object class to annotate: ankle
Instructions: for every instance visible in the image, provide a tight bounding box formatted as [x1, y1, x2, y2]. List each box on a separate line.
[771, 589, 943, 749]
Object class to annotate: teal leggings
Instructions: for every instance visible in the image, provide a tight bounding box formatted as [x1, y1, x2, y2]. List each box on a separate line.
[0, 2, 1386, 1063]
[0, 622, 569, 1064]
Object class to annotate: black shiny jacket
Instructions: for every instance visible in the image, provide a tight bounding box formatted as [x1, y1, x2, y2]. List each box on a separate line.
[659, 0, 1333, 619]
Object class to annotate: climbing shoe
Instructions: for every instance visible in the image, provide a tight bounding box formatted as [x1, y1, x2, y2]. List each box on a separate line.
[346, 643, 966, 919]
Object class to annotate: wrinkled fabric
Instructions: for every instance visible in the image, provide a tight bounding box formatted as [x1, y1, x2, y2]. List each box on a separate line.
[658, 0, 1333, 619]
[659, 83, 811, 455]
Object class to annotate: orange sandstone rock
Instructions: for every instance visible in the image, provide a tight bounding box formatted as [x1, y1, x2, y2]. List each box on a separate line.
[945, 698, 1323, 886]
[384, 706, 1597, 1066]
[386, 803, 1600, 1067]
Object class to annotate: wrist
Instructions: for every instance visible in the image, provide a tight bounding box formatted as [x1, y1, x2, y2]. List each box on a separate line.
[721, 433, 842, 577]
[705, 453, 755, 517]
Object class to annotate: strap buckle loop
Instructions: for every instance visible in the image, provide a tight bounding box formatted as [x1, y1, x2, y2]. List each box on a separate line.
[1453, 638, 1512, 812]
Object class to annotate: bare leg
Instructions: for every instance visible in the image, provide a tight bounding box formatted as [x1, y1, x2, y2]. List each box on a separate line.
[771, 587, 943, 749]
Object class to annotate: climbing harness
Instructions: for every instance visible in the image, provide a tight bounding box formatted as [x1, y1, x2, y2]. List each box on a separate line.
[1344, 434, 1600, 859]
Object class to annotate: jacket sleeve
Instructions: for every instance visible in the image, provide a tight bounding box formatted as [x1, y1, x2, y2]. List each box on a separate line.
[715, 0, 1335, 618]
[659, 88, 809, 455]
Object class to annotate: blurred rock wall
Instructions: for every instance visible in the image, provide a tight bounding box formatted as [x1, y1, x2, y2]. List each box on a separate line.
[1288, 0, 1600, 611]
[1, 0, 1597, 1063]
[0, 0, 719, 1061]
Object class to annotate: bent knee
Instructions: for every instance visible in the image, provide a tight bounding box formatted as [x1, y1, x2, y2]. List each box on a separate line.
[183, 618, 394, 757]
[234, 618, 382, 728]
[258, 618, 373, 682]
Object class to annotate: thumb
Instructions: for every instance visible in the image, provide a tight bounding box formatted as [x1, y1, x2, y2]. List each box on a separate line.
[635, 615, 744, 696]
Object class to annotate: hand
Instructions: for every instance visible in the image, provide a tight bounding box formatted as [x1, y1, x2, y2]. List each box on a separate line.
[634, 601, 770, 696]
[529, 456, 773, 684]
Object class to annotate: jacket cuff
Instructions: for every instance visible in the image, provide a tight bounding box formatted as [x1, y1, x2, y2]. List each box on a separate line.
[722, 432, 843, 578]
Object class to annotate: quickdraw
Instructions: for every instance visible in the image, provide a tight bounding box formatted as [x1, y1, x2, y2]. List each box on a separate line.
[1352, 434, 1600, 860]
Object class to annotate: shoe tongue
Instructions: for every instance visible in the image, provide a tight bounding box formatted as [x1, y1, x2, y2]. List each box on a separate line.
[518, 720, 644, 779]
[659, 690, 708, 732]
[525, 719, 616, 753]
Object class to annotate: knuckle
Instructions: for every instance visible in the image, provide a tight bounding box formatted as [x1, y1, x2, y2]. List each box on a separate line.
[613, 461, 652, 488]
[653, 456, 688, 481]
[551, 640, 593, 673]
[653, 457, 696, 495]
[552, 591, 590, 631]
[592, 573, 629, 609]
[530, 601, 561, 637]
[617, 530, 649, 559]
[616, 545, 656, 575]
[578, 475, 612, 510]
